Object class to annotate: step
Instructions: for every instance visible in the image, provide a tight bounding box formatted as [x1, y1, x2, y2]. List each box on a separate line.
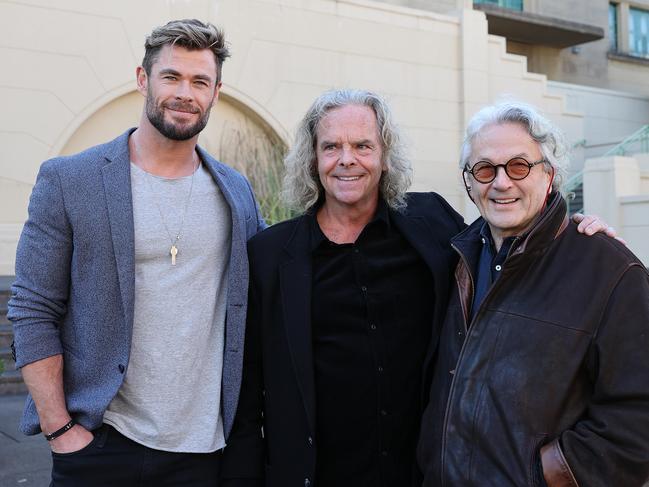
[0, 369, 27, 395]
[0, 324, 13, 349]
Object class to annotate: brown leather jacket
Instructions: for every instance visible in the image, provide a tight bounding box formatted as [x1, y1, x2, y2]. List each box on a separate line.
[418, 193, 649, 487]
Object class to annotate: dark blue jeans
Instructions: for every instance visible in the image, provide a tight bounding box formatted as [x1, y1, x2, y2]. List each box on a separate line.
[50, 424, 222, 486]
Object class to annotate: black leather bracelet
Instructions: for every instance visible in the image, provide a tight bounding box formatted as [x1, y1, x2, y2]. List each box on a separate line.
[44, 419, 76, 441]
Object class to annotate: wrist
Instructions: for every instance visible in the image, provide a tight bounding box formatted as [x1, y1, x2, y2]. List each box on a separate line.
[41, 412, 73, 433]
[44, 418, 76, 441]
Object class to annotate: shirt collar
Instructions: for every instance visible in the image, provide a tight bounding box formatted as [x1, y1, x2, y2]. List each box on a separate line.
[308, 198, 391, 252]
[479, 222, 516, 257]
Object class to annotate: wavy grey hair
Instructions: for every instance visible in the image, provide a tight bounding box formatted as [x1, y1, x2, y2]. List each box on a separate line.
[282, 89, 412, 212]
[460, 101, 569, 192]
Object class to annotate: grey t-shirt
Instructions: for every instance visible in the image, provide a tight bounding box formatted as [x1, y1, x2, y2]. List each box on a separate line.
[104, 161, 231, 453]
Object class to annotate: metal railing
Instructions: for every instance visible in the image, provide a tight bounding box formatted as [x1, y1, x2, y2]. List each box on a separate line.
[565, 125, 649, 215]
[602, 125, 649, 156]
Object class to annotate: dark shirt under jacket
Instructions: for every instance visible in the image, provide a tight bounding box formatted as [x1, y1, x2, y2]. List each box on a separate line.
[471, 223, 515, 320]
[309, 201, 435, 487]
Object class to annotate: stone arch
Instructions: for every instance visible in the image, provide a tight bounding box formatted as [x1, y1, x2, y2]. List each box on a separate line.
[59, 88, 291, 223]
[60, 89, 288, 162]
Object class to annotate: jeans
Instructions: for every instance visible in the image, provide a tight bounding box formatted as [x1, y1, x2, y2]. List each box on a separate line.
[50, 424, 222, 486]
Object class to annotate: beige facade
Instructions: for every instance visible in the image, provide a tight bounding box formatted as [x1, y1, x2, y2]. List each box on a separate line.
[508, 0, 649, 96]
[2, 0, 647, 274]
[584, 154, 649, 263]
[391, 0, 649, 96]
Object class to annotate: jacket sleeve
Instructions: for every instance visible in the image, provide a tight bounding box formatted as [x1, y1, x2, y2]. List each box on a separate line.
[220, 250, 265, 485]
[432, 192, 467, 234]
[541, 264, 649, 487]
[8, 161, 71, 368]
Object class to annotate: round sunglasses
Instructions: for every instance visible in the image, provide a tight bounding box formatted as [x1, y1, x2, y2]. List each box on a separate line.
[464, 157, 547, 184]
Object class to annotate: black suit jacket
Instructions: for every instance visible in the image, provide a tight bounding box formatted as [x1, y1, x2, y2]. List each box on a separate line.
[221, 192, 465, 487]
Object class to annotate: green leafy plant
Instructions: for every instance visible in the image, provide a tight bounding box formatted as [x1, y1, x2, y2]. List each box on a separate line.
[215, 123, 298, 225]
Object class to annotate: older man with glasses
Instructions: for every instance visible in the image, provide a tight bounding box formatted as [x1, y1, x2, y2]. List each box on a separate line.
[417, 101, 649, 487]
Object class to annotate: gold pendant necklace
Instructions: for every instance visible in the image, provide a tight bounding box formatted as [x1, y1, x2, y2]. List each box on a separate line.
[132, 137, 198, 266]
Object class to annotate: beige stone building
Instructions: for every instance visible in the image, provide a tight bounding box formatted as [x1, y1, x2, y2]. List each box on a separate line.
[1, 0, 649, 276]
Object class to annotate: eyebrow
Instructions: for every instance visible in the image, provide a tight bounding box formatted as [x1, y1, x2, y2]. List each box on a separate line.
[318, 139, 375, 149]
[355, 139, 374, 146]
[319, 140, 337, 149]
[476, 152, 529, 162]
[158, 68, 213, 83]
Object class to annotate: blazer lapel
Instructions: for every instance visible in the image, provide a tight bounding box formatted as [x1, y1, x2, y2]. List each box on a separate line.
[391, 209, 451, 382]
[279, 217, 316, 434]
[391, 210, 447, 278]
[101, 131, 135, 332]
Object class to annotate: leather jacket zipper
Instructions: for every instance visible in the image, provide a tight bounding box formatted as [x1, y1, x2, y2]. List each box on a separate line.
[439, 239, 519, 485]
[440, 244, 474, 485]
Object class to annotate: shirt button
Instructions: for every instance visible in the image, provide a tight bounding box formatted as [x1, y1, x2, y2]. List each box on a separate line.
[495, 264, 502, 271]
[308, 436, 313, 446]
[481, 237, 486, 244]
[378, 366, 384, 373]
[370, 324, 377, 330]
[381, 409, 388, 416]
[304, 479, 311, 487]
[354, 248, 360, 253]
[361, 286, 367, 292]
[118, 364, 125, 373]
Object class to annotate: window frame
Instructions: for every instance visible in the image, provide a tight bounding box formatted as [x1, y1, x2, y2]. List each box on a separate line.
[473, 0, 524, 12]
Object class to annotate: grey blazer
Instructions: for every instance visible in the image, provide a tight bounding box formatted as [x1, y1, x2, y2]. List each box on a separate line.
[8, 128, 266, 436]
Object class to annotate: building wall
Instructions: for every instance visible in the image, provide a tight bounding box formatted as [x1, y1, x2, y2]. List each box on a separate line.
[378, 0, 649, 97]
[547, 81, 649, 173]
[378, 0, 466, 14]
[505, 0, 649, 96]
[583, 155, 649, 264]
[0, 0, 587, 275]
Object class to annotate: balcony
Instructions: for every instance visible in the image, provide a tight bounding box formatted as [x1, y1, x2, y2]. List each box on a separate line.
[473, 3, 604, 48]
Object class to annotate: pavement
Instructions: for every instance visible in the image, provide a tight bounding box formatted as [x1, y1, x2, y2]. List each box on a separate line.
[0, 394, 51, 487]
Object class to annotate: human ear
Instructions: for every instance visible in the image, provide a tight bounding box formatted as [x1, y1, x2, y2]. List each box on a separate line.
[136, 66, 148, 97]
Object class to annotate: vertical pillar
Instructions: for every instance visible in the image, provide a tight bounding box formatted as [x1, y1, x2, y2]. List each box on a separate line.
[583, 155, 640, 231]
[618, 2, 630, 53]
[458, 7, 490, 222]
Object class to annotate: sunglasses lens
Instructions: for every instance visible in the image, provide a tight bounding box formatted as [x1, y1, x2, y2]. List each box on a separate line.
[472, 162, 495, 183]
[506, 158, 531, 179]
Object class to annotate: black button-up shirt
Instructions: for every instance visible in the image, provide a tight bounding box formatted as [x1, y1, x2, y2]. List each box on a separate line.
[309, 201, 435, 487]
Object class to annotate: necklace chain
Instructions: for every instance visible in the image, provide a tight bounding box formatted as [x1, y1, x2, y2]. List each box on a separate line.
[131, 137, 199, 265]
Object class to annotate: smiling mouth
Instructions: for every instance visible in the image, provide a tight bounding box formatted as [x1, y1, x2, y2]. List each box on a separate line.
[492, 198, 518, 204]
[165, 104, 199, 114]
[335, 176, 362, 181]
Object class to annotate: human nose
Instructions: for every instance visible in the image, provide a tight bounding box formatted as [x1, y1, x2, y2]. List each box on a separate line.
[491, 165, 513, 189]
[175, 80, 193, 100]
[339, 145, 356, 166]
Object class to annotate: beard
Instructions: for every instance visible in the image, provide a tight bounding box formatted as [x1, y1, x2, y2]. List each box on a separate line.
[145, 93, 212, 141]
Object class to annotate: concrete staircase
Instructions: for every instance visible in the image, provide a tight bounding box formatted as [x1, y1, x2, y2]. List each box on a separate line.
[0, 280, 26, 395]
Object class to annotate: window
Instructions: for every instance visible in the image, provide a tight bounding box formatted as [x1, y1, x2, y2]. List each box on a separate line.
[629, 7, 649, 58]
[609, 3, 618, 51]
[474, 0, 523, 11]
